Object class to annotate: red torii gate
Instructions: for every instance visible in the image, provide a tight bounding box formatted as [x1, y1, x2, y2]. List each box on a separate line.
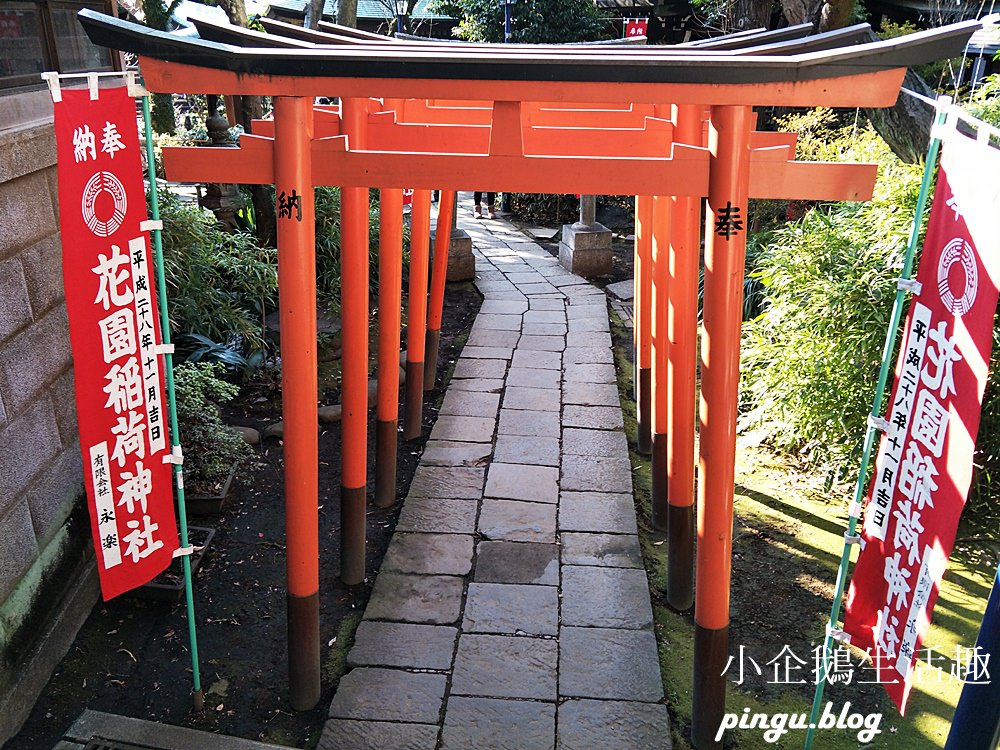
[79, 11, 977, 747]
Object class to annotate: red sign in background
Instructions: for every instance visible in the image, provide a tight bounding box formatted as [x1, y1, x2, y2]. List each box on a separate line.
[54, 86, 178, 600]
[624, 18, 649, 38]
[844, 137, 1000, 711]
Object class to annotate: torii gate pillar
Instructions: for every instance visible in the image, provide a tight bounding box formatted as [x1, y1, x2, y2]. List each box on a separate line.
[272, 95, 321, 712]
[692, 104, 754, 749]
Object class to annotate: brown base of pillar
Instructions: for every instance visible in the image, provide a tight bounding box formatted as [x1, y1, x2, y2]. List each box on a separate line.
[651, 431, 668, 532]
[666, 503, 694, 611]
[423, 329, 441, 392]
[287, 590, 321, 711]
[637, 367, 652, 455]
[374, 419, 398, 508]
[340, 485, 367, 585]
[403, 361, 424, 440]
[692, 623, 729, 750]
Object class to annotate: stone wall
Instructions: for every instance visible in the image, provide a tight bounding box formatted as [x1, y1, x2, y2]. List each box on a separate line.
[0, 87, 98, 745]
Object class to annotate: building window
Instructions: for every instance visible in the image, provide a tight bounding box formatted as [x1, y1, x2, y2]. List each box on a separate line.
[1, 0, 115, 91]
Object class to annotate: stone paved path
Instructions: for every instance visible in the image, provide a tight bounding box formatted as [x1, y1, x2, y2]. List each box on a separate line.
[319, 194, 671, 750]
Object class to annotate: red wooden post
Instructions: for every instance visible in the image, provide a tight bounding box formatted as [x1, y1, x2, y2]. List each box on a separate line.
[273, 96, 320, 710]
[424, 189, 456, 391]
[692, 104, 753, 749]
[404, 189, 432, 438]
[634, 194, 653, 456]
[375, 188, 404, 508]
[666, 103, 703, 611]
[339, 97, 370, 586]
[650, 192, 671, 533]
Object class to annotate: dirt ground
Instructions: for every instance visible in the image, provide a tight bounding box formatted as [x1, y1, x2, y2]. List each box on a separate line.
[9, 283, 481, 750]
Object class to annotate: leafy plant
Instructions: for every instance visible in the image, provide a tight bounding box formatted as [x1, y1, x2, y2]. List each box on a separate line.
[173, 362, 254, 489]
[157, 189, 277, 358]
[431, 0, 608, 43]
[739, 122, 923, 478]
[311, 186, 408, 311]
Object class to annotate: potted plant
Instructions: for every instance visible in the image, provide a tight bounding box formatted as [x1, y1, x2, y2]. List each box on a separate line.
[174, 361, 254, 513]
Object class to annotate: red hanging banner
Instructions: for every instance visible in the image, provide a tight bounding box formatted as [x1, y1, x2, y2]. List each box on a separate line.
[844, 129, 1000, 712]
[54, 85, 178, 600]
[625, 18, 649, 38]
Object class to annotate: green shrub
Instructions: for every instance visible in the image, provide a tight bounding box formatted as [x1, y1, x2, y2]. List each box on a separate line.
[173, 362, 254, 488]
[740, 122, 923, 478]
[158, 190, 277, 357]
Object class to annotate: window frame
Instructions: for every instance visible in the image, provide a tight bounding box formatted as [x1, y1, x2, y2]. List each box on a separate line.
[0, 0, 118, 92]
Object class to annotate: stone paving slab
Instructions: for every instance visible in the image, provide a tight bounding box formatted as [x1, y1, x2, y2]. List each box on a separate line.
[559, 492, 638, 535]
[396, 497, 479, 534]
[561, 533, 643, 568]
[419, 440, 492, 467]
[563, 362, 617, 384]
[329, 668, 448, 723]
[564, 346, 614, 365]
[492, 434, 560, 467]
[562, 428, 629, 457]
[486, 463, 559, 503]
[561, 455, 634, 494]
[448, 377, 505, 393]
[498, 408, 561, 437]
[505, 367, 561, 390]
[560, 565, 654, 629]
[364, 573, 464, 624]
[451, 634, 558, 700]
[474, 541, 560, 585]
[407, 465, 485, 500]
[512, 350, 561, 370]
[567, 316, 610, 333]
[479, 499, 557, 543]
[452, 358, 509, 380]
[381, 533, 474, 577]
[474, 313, 524, 330]
[558, 628, 664, 702]
[562, 382, 621, 407]
[466, 328, 521, 349]
[348, 622, 459, 670]
[463, 582, 559, 635]
[562, 405, 625, 430]
[319, 720, 440, 750]
[502, 384, 561, 412]
[522, 322, 568, 337]
[439, 389, 501, 419]
[442, 697, 556, 750]
[557, 700, 671, 750]
[461, 345, 515, 359]
[429, 415, 496, 443]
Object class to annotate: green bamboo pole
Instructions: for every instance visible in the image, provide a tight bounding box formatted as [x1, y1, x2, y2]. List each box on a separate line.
[141, 93, 205, 711]
[802, 96, 950, 750]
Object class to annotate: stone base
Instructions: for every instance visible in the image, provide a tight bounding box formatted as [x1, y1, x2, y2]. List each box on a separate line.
[559, 222, 612, 278]
[430, 229, 475, 282]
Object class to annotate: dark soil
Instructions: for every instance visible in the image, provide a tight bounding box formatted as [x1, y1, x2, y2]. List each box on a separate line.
[8, 282, 481, 750]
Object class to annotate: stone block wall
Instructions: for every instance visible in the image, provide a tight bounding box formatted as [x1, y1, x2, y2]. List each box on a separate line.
[0, 88, 97, 745]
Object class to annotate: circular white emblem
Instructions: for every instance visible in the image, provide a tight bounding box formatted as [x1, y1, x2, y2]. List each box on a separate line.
[937, 237, 978, 317]
[81, 171, 128, 237]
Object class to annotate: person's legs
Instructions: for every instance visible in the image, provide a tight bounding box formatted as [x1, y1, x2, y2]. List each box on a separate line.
[473, 191, 483, 217]
[486, 192, 496, 219]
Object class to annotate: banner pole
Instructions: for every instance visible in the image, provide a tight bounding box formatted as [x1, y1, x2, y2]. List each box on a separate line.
[802, 96, 950, 750]
[141, 92, 205, 711]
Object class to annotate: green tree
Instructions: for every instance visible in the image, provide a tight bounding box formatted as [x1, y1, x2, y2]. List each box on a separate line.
[141, 0, 179, 134]
[433, 0, 607, 44]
